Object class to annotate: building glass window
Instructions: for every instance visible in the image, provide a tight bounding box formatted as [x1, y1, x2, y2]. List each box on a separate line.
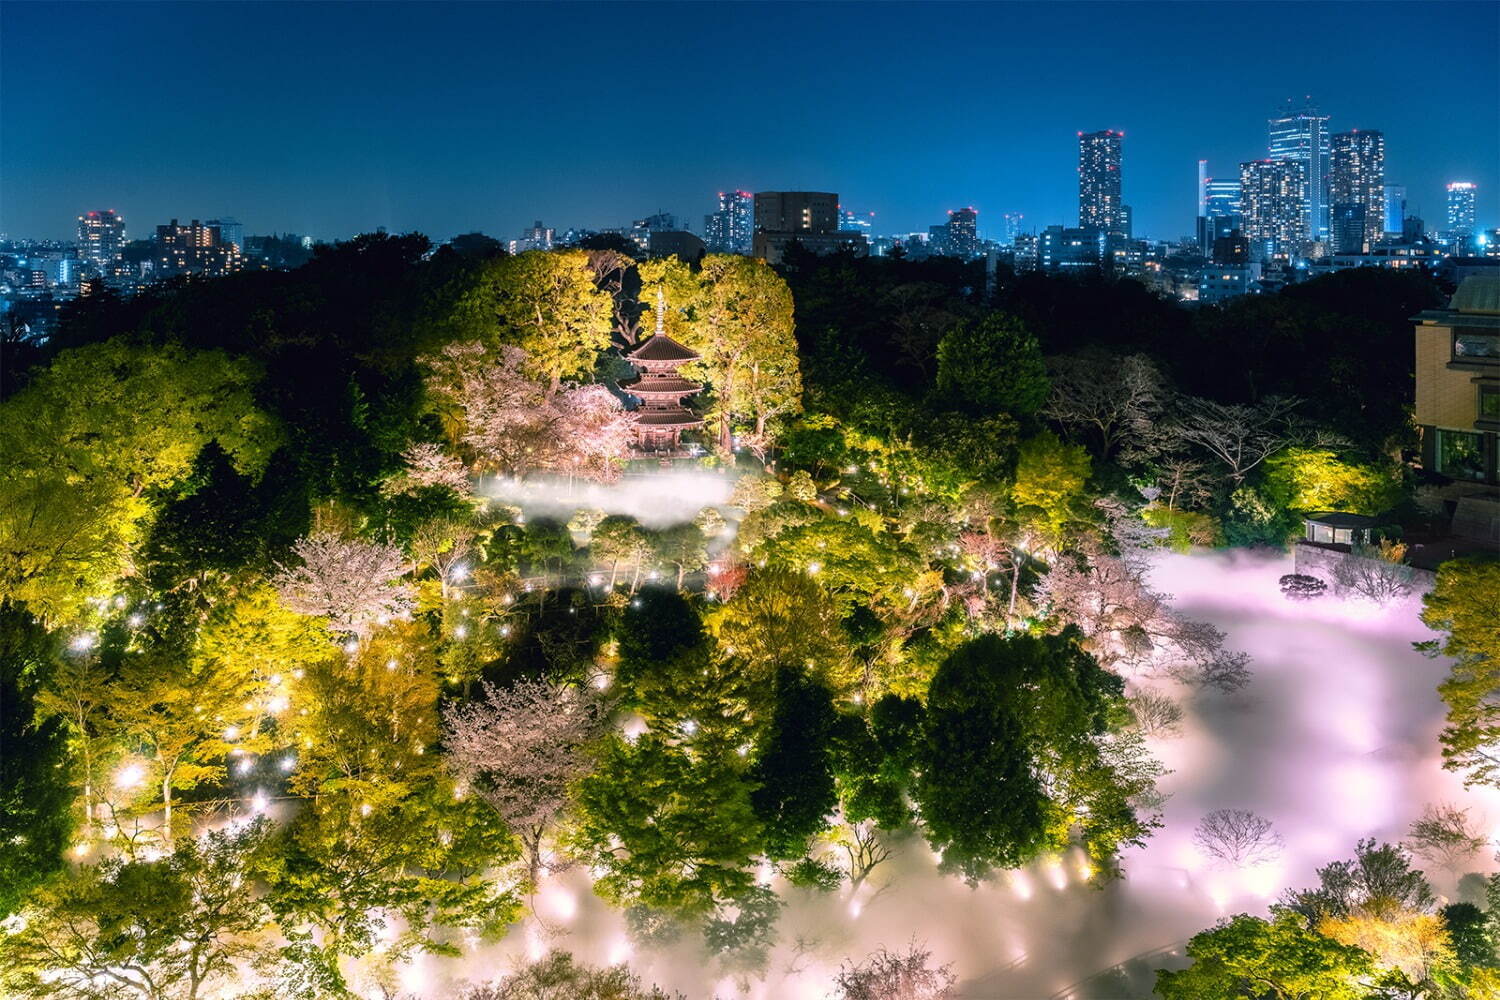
[1453, 330, 1500, 362]
[1437, 428, 1487, 481]
[1481, 385, 1500, 422]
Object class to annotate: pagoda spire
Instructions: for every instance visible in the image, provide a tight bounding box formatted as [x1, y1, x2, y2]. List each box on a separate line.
[655, 285, 665, 338]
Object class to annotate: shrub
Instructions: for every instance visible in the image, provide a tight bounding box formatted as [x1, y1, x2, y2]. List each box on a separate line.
[1279, 574, 1328, 601]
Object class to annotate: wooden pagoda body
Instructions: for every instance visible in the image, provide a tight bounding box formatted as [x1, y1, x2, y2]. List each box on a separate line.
[620, 333, 704, 453]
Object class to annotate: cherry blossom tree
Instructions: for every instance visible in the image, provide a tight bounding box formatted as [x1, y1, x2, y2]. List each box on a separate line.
[1040, 538, 1250, 692]
[380, 442, 473, 498]
[548, 383, 636, 483]
[426, 341, 632, 482]
[442, 677, 608, 886]
[273, 530, 413, 639]
[427, 341, 555, 475]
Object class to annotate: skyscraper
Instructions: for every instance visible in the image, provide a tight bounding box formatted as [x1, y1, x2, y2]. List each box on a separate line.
[1383, 185, 1407, 238]
[1001, 212, 1025, 243]
[1240, 159, 1308, 260]
[77, 209, 125, 271]
[1203, 178, 1242, 218]
[939, 207, 980, 259]
[1197, 172, 1243, 256]
[1329, 130, 1384, 253]
[1078, 130, 1124, 235]
[1268, 99, 1330, 243]
[704, 190, 752, 254]
[1448, 182, 1478, 240]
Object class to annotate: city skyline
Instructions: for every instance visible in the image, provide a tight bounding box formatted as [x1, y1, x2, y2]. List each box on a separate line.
[2, 2, 1497, 244]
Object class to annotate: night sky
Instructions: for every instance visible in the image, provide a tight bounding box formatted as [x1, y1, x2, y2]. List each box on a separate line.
[3, 1, 1496, 244]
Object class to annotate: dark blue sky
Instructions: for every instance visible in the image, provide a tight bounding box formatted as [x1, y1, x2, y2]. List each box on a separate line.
[3, 1, 1496, 243]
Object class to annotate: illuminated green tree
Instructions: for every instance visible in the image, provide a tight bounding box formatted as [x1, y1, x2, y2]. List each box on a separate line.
[934, 312, 1048, 417]
[0, 821, 279, 1000]
[1262, 447, 1403, 517]
[0, 341, 279, 623]
[706, 567, 857, 693]
[1155, 911, 1375, 1000]
[677, 254, 800, 452]
[1418, 559, 1500, 786]
[571, 728, 762, 920]
[913, 630, 1149, 883]
[1011, 431, 1091, 546]
[486, 250, 614, 390]
[265, 618, 521, 961]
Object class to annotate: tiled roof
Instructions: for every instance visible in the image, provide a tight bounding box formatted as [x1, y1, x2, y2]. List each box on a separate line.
[1451, 275, 1500, 315]
[626, 334, 700, 362]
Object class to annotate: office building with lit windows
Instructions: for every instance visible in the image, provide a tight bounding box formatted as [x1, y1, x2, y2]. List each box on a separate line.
[1448, 182, 1478, 240]
[1384, 185, 1407, 238]
[1268, 100, 1330, 243]
[704, 190, 752, 254]
[154, 218, 242, 278]
[752, 191, 866, 263]
[1001, 212, 1025, 243]
[1078, 129, 1125, 235]
[1328, 130, 1384, 253]
[936, 207, 980, 259]
[1240, 159, 1308, 260]
[77, 209, 126, 272]
[205, 217, 244, 251]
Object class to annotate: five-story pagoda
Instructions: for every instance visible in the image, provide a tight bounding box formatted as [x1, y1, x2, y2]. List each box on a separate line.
[620, 288, 704, 453]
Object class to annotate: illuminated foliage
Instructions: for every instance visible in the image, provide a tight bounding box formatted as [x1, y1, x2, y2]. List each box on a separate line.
[934, 312, 1048, 417]
[0, 820, 279, 1000]
[1010, 431, 1091, 546]
[706, 567, 857, 693]
[673, 254, 801, 452]
[1155, 911, 1375, 1000]
[483, 249, 615, 389]
[0, 341, 278, 623]
[1418, 559, 1500, 786]
[571, 728, 762, 920]
[1262, 447, 1403, 517]
[913, 631, 1149, 883]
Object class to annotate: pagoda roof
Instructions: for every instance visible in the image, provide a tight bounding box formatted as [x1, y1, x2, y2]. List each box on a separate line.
[635, 411, 705, 427]
[620, 376, 703, 395]
[626, 334, 700, 363]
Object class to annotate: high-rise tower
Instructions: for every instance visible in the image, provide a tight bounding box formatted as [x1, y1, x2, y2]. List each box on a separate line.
[1268, 99, 1330, 243]
[704, 190, 752, 254]
[1240, 159, 1308, 259]
[77, 209, 125, 272]
[1329, 130, 1385, 252]
[1078, 130, 1125, 235]
[1448, 182, 1478, 240]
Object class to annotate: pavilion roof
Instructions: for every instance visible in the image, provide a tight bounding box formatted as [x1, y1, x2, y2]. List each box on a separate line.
[635, 411, 705, 427]
[626, 334, 700, 363]
[619, 376, 703, 395]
